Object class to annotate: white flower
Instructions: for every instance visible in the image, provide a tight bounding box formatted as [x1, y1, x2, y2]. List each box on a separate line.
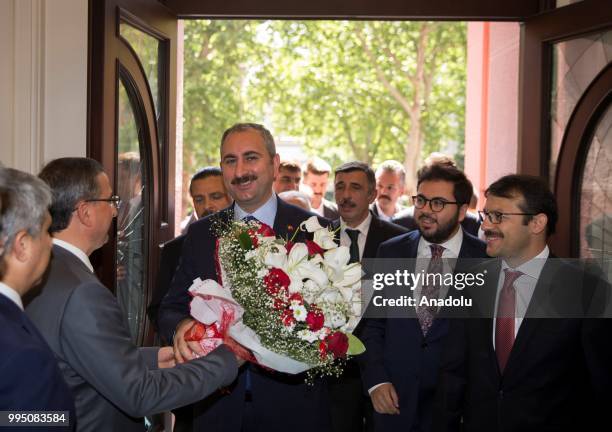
[318, 288, 343, 304]
[297, 329, 319, 343]
[301, 216, 324, 233]
[263, 245, 288, 268]
[324, 310, 347, 329]
[313, 228, 337, 250]
[290, 304, 307, 321]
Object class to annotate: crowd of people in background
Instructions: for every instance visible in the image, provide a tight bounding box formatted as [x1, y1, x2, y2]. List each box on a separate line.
[1, 122, 611, 432]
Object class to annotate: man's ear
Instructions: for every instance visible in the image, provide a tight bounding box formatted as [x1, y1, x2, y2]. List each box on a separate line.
[74, 203, 93, 228]
[529, 213, 548, 235]
[11, 230, 31, 263]
[457, 203, 468, 223]
[368, 187, 377, 205]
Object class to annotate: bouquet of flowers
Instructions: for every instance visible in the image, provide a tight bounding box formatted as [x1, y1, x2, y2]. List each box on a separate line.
[185, 215, 365, 377]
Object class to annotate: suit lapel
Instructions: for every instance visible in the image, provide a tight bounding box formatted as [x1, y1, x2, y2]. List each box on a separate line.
[502, 258, 557, 377]
[362, 217, 380, 259]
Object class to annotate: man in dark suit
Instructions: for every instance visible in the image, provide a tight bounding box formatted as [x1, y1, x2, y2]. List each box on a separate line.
[0, 168, 75, 426]
[359, 164, 487, 432]
[159, 123, 332, 432]
[433, 174, 612, 432]
[328, 162, 408, 432]
[26, 158, 240, 432]
[303, 157, 339, 219]
[148, 166, 231, 337]
[370, 160, 406, 222]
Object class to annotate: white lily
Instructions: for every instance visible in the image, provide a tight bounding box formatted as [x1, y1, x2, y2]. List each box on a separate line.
[301, 216, 324, 232]
[313, 227, 337, 250]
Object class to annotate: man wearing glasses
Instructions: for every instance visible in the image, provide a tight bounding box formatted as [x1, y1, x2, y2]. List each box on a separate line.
[26, 157, 241, 432]
[359, 163, 486, 432]
[433, 174, 612, 432]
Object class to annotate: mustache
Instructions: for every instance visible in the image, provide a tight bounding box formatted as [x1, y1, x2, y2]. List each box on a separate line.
[484, 229, 504, 238]
[338, 199, 356, 208]
[231, 174, 257, 185]
[378, 194, 392, 201]
[418, 214, 437, 223]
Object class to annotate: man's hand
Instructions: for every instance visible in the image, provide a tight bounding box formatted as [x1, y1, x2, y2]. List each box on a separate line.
[158, 346, 176, 368]
[371, 383, 400, 415]
[173, 318, 206, 363]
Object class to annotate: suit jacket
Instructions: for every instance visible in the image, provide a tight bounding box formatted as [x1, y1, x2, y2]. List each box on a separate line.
[25, 245, 238, 432]
[323, 198, 339, 220]
[433, 256, 612, 432]
[158, 197, 332, 432]
[0, 293, 75, 429]
[392, 207, 481, 237]
[331, 214, 409, 262]
[147, 234, 185, 338]
[359, 229, 486, 432]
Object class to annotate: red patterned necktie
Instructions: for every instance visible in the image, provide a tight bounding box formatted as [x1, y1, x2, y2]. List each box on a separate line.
[495, 269, 523, 373]
[417, 244, 445, 335]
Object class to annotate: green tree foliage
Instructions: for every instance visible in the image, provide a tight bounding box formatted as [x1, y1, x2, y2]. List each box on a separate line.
[183, 20, 466, 193]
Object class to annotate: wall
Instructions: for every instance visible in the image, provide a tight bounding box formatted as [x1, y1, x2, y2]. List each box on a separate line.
[465, 21, 520, 207]
[0, 0, 88, 174]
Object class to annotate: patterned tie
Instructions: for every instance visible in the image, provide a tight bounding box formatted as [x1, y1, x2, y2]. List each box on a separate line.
[495, 269, 523, 373]
[417, 244, 445, 335]
[345, 229, 361, 264]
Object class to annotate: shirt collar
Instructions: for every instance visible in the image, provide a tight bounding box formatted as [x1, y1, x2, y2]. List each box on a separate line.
[233, 193, 278, 228]
[502, 245, 550, 280]
[417, 225, 464, 258]
[53, 238, 94, 273]
[340, 212, 373, 235]
[375, 201, 393, 221]
[0, 281, 23, 310]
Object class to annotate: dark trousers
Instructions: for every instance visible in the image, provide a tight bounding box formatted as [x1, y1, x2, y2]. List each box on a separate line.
[328, 360, 373, 432]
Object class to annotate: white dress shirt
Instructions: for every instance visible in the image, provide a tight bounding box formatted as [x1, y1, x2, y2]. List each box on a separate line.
[413, 226, 464, 308]
[233, 192, 278, 228]
[492, 245, 549, 347]
[53, 238, 94, 273]
[339, 212, 373, 262]
[0, 281, 23, 310]
[311, 201, 325, 217]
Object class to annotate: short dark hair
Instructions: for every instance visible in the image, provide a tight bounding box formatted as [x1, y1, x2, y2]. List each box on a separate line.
[190, 166, 222, 195]
[220, 123, 276, 158]
[39, 157, 105, 233]
[417, 164, 473, 206]
[334, 161, 376, 192]
[485, 174, 558, 236]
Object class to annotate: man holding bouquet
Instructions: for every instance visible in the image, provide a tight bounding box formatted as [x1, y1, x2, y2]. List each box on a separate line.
[159, 123, 332, 432]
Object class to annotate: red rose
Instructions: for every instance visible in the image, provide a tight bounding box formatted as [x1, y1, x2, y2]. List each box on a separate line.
[288, 292, 303, 304]
[285, 241, 295, 254]
[305, 307, 324, 331]
[257, 223, 276, 237]
[264, 268, 291, 296]
[281, 309, 296, 327]
[305, 239, 325, 256]
[272, 298, 286, 310]
[319, 340, 328, 359]
[247, 229, 259, 248]
[325, 331, 349, 358]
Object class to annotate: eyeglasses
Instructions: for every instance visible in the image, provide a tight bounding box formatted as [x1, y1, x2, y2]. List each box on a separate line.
[74, 195, 122, 211]
[478, 210, 536, 224]
[412, 195, 460, 212]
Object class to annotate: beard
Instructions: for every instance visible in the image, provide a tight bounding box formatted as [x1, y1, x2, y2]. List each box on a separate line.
[419, 210, 460, 244]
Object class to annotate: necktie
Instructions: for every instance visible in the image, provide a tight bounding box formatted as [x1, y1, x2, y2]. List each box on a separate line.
[345, 229, 361, 264]
[417, 244, 445, 335]
[242, 215, 258, 223]
[495, 269, 522, 373]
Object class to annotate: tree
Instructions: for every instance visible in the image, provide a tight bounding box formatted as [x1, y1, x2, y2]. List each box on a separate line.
[182, 20, 466, 197]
